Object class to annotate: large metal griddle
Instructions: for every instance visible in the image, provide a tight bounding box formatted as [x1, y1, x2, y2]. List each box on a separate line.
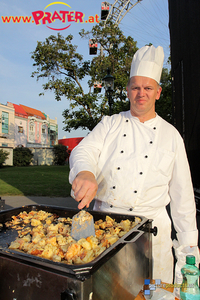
[0, 204, 151, 281]
[0, 204, 155, 300]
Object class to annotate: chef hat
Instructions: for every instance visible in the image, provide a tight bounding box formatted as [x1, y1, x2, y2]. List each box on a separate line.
[130, 45, 164, 83]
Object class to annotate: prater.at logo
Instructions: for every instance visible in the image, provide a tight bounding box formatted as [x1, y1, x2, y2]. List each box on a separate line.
[1, 2, 100, 31]
[32, 2, 84, 31]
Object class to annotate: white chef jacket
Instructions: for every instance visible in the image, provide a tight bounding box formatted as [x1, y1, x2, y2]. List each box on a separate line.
[69, 110, 198, 283]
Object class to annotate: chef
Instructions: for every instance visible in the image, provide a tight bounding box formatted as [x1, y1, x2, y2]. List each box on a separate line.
[69, 45, 199, 283]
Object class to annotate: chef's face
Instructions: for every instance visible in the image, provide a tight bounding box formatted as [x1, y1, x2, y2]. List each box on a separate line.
[126, 76, 162, 122]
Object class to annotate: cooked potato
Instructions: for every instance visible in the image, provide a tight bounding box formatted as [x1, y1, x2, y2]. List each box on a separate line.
[8, 209, 141, 265]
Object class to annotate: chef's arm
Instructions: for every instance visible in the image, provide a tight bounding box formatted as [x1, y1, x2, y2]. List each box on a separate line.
[169, 137, 199, 283]
[71, 171, 98, 209]
[69, 116, 112, 209]
[169, 137, 198, 247]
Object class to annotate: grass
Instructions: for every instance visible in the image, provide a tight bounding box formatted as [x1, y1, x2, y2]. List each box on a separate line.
[0, 165, 71, 197]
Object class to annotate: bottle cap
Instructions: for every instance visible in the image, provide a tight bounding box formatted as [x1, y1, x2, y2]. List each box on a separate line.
[186, 255, 195, 265]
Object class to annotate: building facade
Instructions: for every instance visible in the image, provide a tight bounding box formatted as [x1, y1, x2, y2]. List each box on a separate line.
[0, 102, 58, 148]
[7, 102, 28, 147]
[0, 103, 15, 147]
[46, 115, 58, 147]
[20, 104, 49, 148]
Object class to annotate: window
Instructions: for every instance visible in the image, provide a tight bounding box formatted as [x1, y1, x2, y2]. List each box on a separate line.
[2, 112, 9, 134]
[18, 126, 23, 133]
[42, 127, 46, 134]
[29, 121, 35, 143]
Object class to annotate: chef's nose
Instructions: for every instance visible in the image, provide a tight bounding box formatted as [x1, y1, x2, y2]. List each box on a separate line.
[138, 88, 145, 96]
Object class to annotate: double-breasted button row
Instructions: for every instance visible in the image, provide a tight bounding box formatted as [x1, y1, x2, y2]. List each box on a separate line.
[109, 119, 156, 212]
[149, 125, 157, 143]
[109, 205, 134, 211]
[121, 118, 129, 153]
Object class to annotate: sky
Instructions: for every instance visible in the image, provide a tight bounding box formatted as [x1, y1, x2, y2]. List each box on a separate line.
[0, 0, 170, 139]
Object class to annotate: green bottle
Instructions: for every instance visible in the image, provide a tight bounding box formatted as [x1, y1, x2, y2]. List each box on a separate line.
[180, 255, 200, 300]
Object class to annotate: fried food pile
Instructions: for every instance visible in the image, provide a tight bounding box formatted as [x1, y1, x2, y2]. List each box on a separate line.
[6, 210, 141, 265]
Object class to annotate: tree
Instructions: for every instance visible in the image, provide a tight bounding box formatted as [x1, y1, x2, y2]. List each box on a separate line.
[156, 67, 172, 123]
[53, 144, 69, 165]
[31, 20, 138, 132]
[0, 149, 9, 167]
[13, 147, 33, 166]
[31, 20, 172, 132]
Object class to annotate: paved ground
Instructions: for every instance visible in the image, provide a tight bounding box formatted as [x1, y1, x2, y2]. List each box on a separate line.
[0, 195, 94, 211]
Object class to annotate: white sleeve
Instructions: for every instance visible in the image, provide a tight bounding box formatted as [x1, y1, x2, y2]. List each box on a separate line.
[169, 135, 198, 246]
[69, 116, 111, 184]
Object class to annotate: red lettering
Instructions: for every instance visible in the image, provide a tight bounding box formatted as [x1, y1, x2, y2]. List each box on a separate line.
[51, 11, 62, 22]
[59, 10, 69, 23]
[95, 14, 100, 23]
[88, 16, 94, 23]
[1, 16, 11, 23]
[75, 11, 84, 23]
[12, 16, 21, 23]
[42, 12, 52, 24]
[32, 11, 44, 25]
[67, 11, 75, 22]
[21, 16, 32, 23]
[31, 9, 85, 26]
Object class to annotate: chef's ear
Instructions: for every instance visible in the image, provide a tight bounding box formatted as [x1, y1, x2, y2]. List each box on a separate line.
[156, 85, 162, 100]
[126, 86, 130, 99]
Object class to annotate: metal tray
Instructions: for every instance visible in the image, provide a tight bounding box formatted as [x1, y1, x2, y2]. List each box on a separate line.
[0, 205, 150, 280]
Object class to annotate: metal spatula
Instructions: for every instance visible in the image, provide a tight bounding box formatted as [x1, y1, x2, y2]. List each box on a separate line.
[71, 210, 95, 241]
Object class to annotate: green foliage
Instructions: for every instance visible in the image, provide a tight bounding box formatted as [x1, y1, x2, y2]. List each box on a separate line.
[31, 34, 89, 101]
[0, 149, 9, 167]
[13, 147, 33, 166]
[53, 144, 69, 165]
[156, 67, 172, 123]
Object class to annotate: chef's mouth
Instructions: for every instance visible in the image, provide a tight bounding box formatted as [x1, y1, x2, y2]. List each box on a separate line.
[136, 99, 147, 103]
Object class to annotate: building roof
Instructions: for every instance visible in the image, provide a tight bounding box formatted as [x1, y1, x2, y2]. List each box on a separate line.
[20, 104, 46, 120]
[8, 103, 28, 118]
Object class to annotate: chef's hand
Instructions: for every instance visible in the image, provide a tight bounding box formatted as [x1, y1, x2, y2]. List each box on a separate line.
[71, 171, 98, 209]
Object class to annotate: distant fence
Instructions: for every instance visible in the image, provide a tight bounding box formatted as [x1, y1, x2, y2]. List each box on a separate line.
[0, 147, 13, 166]
[0, 147, 54, 166]
[29, 147, 54, 166]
